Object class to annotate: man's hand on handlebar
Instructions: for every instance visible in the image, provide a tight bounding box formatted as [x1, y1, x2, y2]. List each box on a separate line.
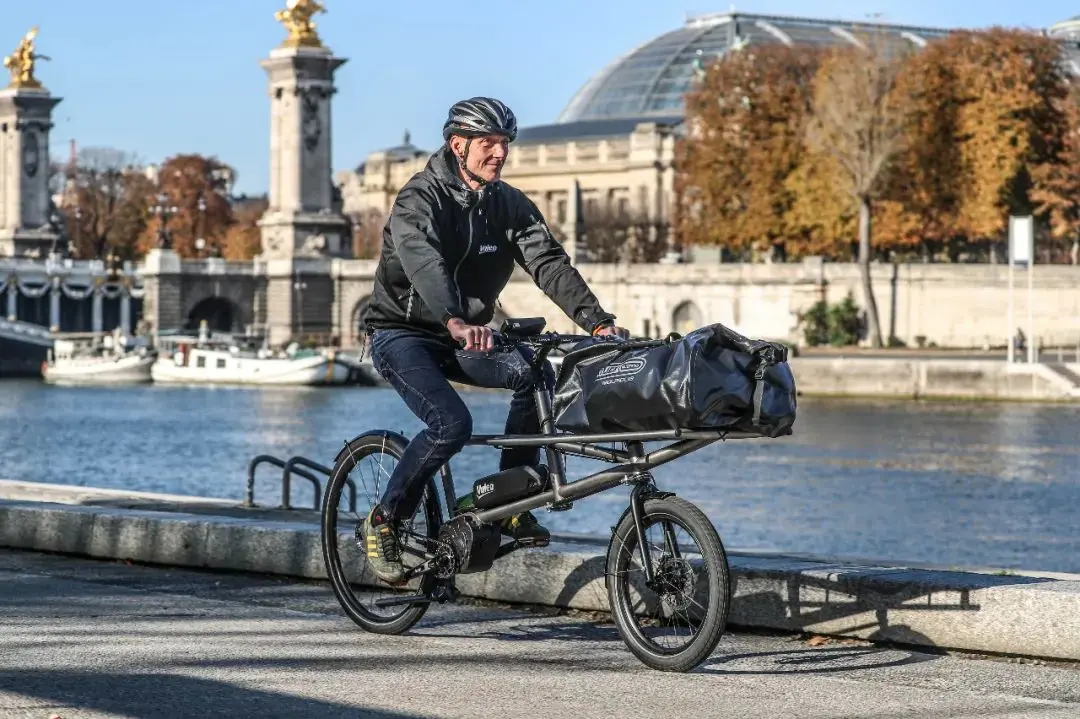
[594, 324, 630, 340]
[447, 317, 495, 352]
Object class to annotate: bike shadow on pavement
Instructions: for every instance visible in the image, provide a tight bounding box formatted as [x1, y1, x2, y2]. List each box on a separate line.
[699, 643, 938, 675]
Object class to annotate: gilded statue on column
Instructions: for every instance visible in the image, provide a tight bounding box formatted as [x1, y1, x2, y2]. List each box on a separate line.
[274, 0, 327, 49]
[3, 26, 49, 90]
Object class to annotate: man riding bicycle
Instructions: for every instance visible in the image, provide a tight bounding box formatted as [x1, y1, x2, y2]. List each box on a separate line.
[362, 96, 628, 584]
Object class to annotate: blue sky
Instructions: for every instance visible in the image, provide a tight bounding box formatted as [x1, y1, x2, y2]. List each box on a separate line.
[6, 1, 1076, 195]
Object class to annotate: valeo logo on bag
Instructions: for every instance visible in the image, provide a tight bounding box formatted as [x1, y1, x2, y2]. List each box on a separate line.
[597, 357, 647, 385]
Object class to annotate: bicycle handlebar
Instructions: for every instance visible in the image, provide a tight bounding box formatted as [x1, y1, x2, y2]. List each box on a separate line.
[493, 330, 679, 354]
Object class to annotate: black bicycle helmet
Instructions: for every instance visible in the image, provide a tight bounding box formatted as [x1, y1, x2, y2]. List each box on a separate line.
[442, 97, 518, 142]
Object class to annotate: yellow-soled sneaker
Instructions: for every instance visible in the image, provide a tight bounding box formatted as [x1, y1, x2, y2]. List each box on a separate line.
[500, 511, 550, 547]
[361, 505, 405, 585]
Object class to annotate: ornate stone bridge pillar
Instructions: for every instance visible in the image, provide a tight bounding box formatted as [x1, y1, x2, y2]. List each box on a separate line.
[257, 2, 349, 346]
[138, 248, 184, 334]
[0, 27, 62, 259]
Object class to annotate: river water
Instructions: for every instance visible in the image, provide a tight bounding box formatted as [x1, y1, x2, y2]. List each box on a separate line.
[1, 379, 1078, 574]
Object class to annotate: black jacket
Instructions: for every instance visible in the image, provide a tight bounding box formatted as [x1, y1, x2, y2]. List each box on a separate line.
[365, 147, 616, 339]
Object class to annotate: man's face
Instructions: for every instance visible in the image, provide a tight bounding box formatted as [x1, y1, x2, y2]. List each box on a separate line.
[451, 134, 509, 184]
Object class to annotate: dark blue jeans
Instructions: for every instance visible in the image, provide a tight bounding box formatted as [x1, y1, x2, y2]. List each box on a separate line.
[369, 328, 556, 523]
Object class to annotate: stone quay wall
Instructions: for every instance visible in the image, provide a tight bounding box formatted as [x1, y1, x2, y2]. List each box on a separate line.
[482, 262, 1080, 349]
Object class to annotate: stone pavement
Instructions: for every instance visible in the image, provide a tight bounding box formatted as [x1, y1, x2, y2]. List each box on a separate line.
[1, 550, 1078, 719]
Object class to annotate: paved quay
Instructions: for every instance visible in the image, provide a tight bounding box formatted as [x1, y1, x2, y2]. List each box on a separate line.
[2, 480, 1080, 666]
[2, 549, 1078, 718]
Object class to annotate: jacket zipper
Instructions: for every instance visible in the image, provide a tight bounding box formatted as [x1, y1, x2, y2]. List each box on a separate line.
[404, 286, 415, 321]
[452, 206, 476, 308]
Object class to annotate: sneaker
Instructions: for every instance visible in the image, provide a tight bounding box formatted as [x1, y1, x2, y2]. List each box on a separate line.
[361, 505, 405, 585]
[500, 511, 551, 547]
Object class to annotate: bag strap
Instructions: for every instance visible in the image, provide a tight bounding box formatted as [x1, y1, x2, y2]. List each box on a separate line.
[751, 361, 767, 427]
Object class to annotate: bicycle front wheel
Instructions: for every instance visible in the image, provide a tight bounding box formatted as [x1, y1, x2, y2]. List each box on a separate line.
[321, 431, 441, 635]
[606, 495, 730, 672]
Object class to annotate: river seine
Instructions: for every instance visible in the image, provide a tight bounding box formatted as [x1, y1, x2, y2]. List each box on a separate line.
[2, 380, 1077, 573]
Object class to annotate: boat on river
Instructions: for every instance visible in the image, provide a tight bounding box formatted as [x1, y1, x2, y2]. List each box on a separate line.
[150, 327, 353, 386]
[43, 331, 155, 385]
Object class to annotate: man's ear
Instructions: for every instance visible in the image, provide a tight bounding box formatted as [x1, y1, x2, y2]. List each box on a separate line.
[448, 136, 464, 156]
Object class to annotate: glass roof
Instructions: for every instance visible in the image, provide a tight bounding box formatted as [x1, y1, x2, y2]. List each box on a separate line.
[557, 13, 954, 124]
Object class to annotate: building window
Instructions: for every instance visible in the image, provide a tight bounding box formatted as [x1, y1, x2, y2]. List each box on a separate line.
[556, 200, 567, 224]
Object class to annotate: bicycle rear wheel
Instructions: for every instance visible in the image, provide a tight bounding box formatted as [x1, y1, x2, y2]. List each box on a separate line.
[321, 430, 442, 635]
[606, 495, 730, 672]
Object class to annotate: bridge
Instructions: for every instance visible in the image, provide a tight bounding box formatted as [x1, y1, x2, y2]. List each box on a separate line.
[5, 251, 1080, 357]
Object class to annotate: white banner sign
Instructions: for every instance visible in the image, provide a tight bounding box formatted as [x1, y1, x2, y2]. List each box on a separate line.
[1009, 215, 1033, 264]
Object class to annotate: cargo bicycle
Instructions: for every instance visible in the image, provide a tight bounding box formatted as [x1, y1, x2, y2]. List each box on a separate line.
[320, 317, 793, 673]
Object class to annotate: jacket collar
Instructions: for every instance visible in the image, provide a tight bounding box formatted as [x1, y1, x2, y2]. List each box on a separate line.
[427, 145, 500, 208]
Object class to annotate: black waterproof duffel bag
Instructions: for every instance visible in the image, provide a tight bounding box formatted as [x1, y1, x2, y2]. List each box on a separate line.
[550, 323, 797, 438]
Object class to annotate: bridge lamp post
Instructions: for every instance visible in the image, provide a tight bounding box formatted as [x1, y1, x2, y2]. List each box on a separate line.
[293, 273, 307, 342]
[72, 207, 82, 258]
[151, 193, 179, 250]
[195, 194, 207, 258]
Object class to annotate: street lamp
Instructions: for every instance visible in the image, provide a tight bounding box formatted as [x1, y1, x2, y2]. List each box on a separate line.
[151, 192, 179, 249]
[71, 207, 82, 258]
[47, 210, 67, 259]
[293, 272, 307, 341]
[195, 193, 207, 258]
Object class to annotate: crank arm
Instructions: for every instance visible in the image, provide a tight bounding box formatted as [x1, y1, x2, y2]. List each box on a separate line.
[373, 593, 432, 608]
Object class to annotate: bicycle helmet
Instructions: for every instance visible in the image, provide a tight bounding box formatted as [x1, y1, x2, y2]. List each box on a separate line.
[442, 97, 518, 142]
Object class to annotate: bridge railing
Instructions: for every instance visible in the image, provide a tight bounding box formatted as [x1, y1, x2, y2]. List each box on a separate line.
[180, 259, 262, 276]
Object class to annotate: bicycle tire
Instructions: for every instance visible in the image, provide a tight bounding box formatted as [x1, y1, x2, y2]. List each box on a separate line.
[321, 430, 441, 635]
[606, 495, 730, 672]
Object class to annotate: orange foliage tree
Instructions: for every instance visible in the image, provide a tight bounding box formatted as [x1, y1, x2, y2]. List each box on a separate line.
[221, 196, 268, 260]
[61, 147, 153, 262]
[947, 30, 1069, 252]
[1031, 83, 1080, 263]
[675, 26, 1077, 270]
[136, 154, 236, 258]
[676, 43, 823, 259]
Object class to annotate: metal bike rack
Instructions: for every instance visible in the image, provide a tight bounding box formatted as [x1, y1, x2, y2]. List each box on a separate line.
[246, 454, 357, 513]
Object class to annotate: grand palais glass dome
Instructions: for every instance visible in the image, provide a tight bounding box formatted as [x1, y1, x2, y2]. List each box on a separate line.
[556, 12, 1078, 125]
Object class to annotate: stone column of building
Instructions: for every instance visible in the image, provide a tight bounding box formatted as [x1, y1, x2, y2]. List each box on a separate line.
[0, 28, 62, 258]
[257, 4, 350, 347]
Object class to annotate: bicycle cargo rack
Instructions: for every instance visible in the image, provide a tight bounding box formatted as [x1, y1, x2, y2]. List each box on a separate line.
[246, 454, 357, 512]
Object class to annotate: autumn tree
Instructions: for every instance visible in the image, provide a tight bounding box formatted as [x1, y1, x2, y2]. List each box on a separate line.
[136, 154, 235, 258]
[1030, 77, 1080, 264]
[805, 34, 910, 348]
[351, 208, 385, 259]
[676, 43, 823, 257]
[946, 30, 1069, 250]
[581, 205, 667, 263]
[878, 38, 967, 258]
[61, 147, 152, 261]
[221, 196, 267, 260]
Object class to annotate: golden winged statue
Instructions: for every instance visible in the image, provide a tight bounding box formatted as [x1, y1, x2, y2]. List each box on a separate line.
[3, 26, 50, 90]
[274, 0, 327, 48]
